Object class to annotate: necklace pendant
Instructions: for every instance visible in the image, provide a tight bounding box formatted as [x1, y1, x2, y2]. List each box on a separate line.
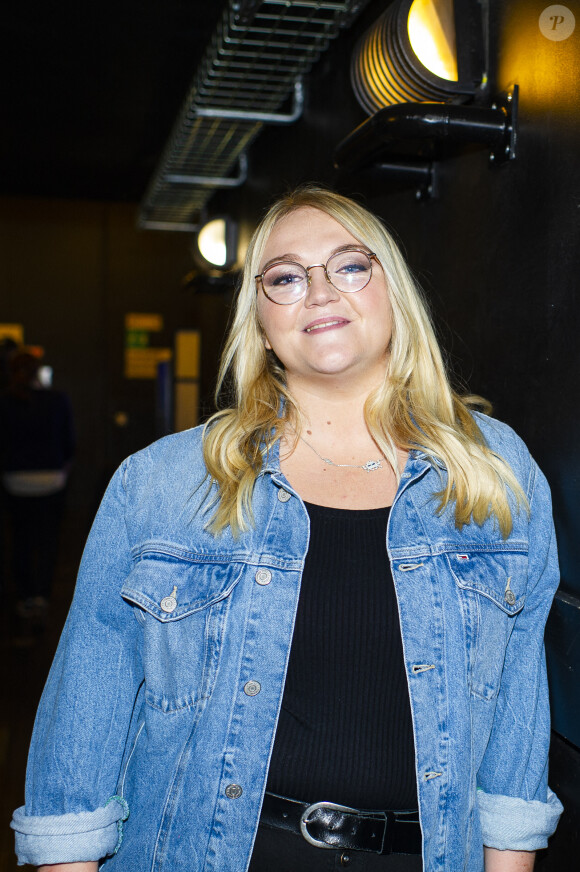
[362, 459, 382, 472]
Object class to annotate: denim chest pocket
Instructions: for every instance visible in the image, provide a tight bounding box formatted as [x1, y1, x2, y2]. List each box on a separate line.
[445, 550, 528, 700]
[121, 552, 244, 712]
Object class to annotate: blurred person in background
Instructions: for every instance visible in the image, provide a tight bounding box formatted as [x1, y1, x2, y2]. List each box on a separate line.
[0, 350, 74, 633]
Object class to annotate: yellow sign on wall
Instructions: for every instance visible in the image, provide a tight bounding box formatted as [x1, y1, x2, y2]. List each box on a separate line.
[175, 330, 201, 379]
[124, 348, 172, 379]
[125, 313, 163, 332]
[124, 312, 169, 378]
[0, 323, 24, 344]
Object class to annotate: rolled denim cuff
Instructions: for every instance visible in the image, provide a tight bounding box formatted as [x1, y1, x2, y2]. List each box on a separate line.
[478, 787, 563, 851]
[11, 795, 129, 866]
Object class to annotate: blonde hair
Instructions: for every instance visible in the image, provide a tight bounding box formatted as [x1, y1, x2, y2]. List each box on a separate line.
[202, 185, 525, 536]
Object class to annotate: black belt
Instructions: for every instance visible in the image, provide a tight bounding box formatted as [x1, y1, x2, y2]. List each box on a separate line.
[260, 792, 422, 855]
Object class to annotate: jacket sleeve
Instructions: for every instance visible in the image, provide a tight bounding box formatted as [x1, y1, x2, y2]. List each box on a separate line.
[476, 460, 563, 850]
[11, 459, 140, 866]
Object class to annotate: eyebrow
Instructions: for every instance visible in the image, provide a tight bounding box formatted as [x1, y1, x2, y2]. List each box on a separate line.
[259, 243, 369, 272]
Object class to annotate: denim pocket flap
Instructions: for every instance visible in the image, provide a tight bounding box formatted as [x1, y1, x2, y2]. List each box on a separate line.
[446, 550, 527, 615]
[121, 551, 244, 621]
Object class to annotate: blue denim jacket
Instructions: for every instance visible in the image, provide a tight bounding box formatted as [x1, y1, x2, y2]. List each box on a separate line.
[12, 413, 562, 871]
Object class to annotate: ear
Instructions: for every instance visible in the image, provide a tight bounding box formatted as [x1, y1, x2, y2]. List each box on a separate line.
[256, 306, 272, 350]
[258, 319, 272, 350]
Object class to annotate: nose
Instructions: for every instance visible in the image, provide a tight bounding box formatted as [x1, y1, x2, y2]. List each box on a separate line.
[304, 264, 340, 306]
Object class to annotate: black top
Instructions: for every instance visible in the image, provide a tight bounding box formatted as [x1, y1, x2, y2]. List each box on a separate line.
[266, 501, 418, 810]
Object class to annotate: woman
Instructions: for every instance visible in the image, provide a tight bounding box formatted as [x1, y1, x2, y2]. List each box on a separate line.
[12, 186, 562, 871]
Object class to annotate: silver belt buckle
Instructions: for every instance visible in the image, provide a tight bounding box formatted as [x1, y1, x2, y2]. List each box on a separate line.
[300, 800, 359, 849]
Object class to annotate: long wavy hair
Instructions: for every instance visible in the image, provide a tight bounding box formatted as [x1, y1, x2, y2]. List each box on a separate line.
[202, 185, 524, 536]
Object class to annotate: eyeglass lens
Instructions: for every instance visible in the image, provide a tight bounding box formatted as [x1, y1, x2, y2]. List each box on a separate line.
[262, 249, 373, 304]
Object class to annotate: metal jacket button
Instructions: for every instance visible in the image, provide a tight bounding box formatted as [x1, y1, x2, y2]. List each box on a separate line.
[277, 488, 291, 502]
[225, 784, 243, 799]
[255, 568, 272, 585]
[504, 577, 516, 605]
[244, 680, 261, 696]
[160, 586, 178, 613]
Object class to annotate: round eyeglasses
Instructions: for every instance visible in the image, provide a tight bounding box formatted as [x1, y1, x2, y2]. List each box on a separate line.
[256, 248, 380, 305]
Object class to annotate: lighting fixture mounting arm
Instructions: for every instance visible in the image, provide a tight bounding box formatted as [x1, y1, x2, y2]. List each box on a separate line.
[334, 87, 518, 187]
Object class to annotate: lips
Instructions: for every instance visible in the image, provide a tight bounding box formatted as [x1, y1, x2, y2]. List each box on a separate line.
[303, 317, 350, 333]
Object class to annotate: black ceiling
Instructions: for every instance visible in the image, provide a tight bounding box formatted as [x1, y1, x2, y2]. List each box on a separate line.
[2, 1, 226, 202]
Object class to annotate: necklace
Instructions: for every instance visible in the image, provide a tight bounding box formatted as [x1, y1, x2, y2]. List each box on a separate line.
[301, 436, 384, 472]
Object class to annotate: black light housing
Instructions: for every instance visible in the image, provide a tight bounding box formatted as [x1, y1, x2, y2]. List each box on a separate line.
[335, 0, 518, 198]
[335, 88, 518, 173]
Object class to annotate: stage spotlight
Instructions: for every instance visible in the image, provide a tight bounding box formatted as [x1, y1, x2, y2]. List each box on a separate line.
[351, 0, 483, 114]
